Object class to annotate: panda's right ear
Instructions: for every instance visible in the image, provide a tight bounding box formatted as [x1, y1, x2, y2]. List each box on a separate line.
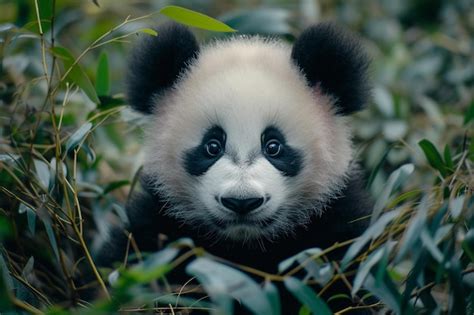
[126, 22, 199, 114]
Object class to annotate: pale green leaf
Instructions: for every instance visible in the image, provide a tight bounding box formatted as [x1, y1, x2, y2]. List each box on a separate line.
[95, 52, 109, 96]
[52, 46, 100, 104]
[284, 277, 332, 315]
[160, 6, 236, 32]
[187, 257, 273, 315]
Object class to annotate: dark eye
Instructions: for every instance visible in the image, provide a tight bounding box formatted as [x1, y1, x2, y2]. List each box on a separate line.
[205, 140, 222, 157]
[265, 140, 282, 157]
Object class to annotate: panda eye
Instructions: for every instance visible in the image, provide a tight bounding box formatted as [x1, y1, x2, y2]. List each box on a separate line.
[265, 140, 282, 157]
[205, 140, 222, 157]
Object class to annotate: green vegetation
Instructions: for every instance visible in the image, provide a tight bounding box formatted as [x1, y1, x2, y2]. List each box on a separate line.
[0, 0, 472, 314]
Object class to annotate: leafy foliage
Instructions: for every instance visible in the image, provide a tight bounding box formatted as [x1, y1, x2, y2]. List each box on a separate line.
[0, 0, 472, 314]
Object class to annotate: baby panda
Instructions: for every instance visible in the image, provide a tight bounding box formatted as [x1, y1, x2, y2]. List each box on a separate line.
[93, 22, 373, 313]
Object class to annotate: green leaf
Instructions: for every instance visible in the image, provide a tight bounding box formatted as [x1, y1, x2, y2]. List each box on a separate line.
[420, 228, 444, 263]
[449, 195, 465, 219]
[470, 137, 474, 162]
[52, 46, 100, 104]
[65, 122, 93, 153]
[43, 220, 60, 261]
[298, 305, 311, 315]
[463, 229, 474, 262]
[341, 209, 400, 270]
[371, 164, 414, 224]
[187, 257, 273, 315]
[0, 217, 12, 240]
[284, 277, 332, 315]
[121, 247, 177, 283]
[138, 28, 158, 36]
[160, 6, 236, 32]
[278, 248, 322, 273]
[0, 252, 13, 290]
[464, 100, 474, 125]
[0, 154, 20, 163]
[395, 196, 428, 262]
[367, 144, 393, 188]
[19, 203, 36, 235]
[103, 180, 130, 195]
[95, 52, 109, 96]
[447, 258, 466, 315]
[353, 242, 395, 296]
[263, 281, 281, 315]
[443, 145, 454, 171]
[34, 159, 50, 190]
[36, 0, 53, 34]
[21, 257, 34, 279]
[81, 143, 96, 164]
[364, 273, 403, 314]
[418, 139, 447, 177]
[0, 253, 13, 310]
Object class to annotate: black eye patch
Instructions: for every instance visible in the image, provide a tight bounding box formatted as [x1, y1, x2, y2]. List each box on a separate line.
[261, 126, 303, 177]
[183, 126, 226, 176]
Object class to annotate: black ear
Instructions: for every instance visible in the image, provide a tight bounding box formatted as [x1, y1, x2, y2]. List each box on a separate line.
[127, 22, 200, 114]
[291, 23, 371, 115]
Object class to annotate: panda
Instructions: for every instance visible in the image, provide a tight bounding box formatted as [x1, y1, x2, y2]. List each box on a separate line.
[92, 22, 374, 313]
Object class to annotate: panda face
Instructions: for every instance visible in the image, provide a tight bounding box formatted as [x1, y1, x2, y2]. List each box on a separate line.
[142, 38, 354, 242]
[183, 124, 303, 241]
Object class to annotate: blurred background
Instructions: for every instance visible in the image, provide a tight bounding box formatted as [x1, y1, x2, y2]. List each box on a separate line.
[2, 0, 472, 185]
[1, 0, 472, 192]
[0, 0, 472, 312]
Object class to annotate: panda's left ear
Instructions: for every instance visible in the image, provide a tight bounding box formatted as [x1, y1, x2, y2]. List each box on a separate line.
[127, 22, 200, 114]
[291, 23, 371, 115]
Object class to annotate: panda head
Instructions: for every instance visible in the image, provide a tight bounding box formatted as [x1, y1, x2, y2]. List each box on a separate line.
[127, 22, 370, 243]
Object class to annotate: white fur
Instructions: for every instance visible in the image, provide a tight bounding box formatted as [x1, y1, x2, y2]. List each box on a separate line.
[143, 37, 353, 242]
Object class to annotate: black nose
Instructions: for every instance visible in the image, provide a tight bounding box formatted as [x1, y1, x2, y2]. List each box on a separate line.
[220, 197, 264, 214]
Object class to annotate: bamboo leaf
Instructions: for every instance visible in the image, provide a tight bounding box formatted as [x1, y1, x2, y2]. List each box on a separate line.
[187, 257, 273, 315]
[443, 145, 454, 171]
[0, 252, 12, 310]
[43, 220, 60, 261]
[103, 180, 130, 195]
[122, 247, 178, 283]
[464, 100, 474, 125]
[52, 46, 100, 104]
[342, 209, 400, 270]
[395, 197, 428, 262]
[21, 257, 34, 279]
[364, 273, 403, 314]
[278, 248, 322, 273]
[95, 52, 109, 96]
[462, 229, 474, 262]
[372, 164, 414, 224]
[160, 6, 236, 32]
[65, 122, 93, 153]
[36, 0, 53, 34]
[418, 139, 447, 177]
[284, 277, 332, 315]
[447, 258, 466, 315]
[263, 281, 281, 315]
[420, 228, 444, 263]
[353, 242, 395, 296]
[138, 28, 158, 36]
[18, 203, 36, 235]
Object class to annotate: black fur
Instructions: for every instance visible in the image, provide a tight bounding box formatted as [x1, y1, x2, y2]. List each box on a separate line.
[90, 175, 373, 314]
[90, 23, 375, 313]
[291, 23, 371, 115]
[261, 126, 303, 177]
[126, 22, 199, 114]
[184, 126, 226, 176]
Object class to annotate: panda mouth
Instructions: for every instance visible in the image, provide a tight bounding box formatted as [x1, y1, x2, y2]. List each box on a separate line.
[210, 214, 277, 230]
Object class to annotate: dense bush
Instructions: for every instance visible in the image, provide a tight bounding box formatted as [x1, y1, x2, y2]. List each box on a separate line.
[0, 0, 472, 314]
